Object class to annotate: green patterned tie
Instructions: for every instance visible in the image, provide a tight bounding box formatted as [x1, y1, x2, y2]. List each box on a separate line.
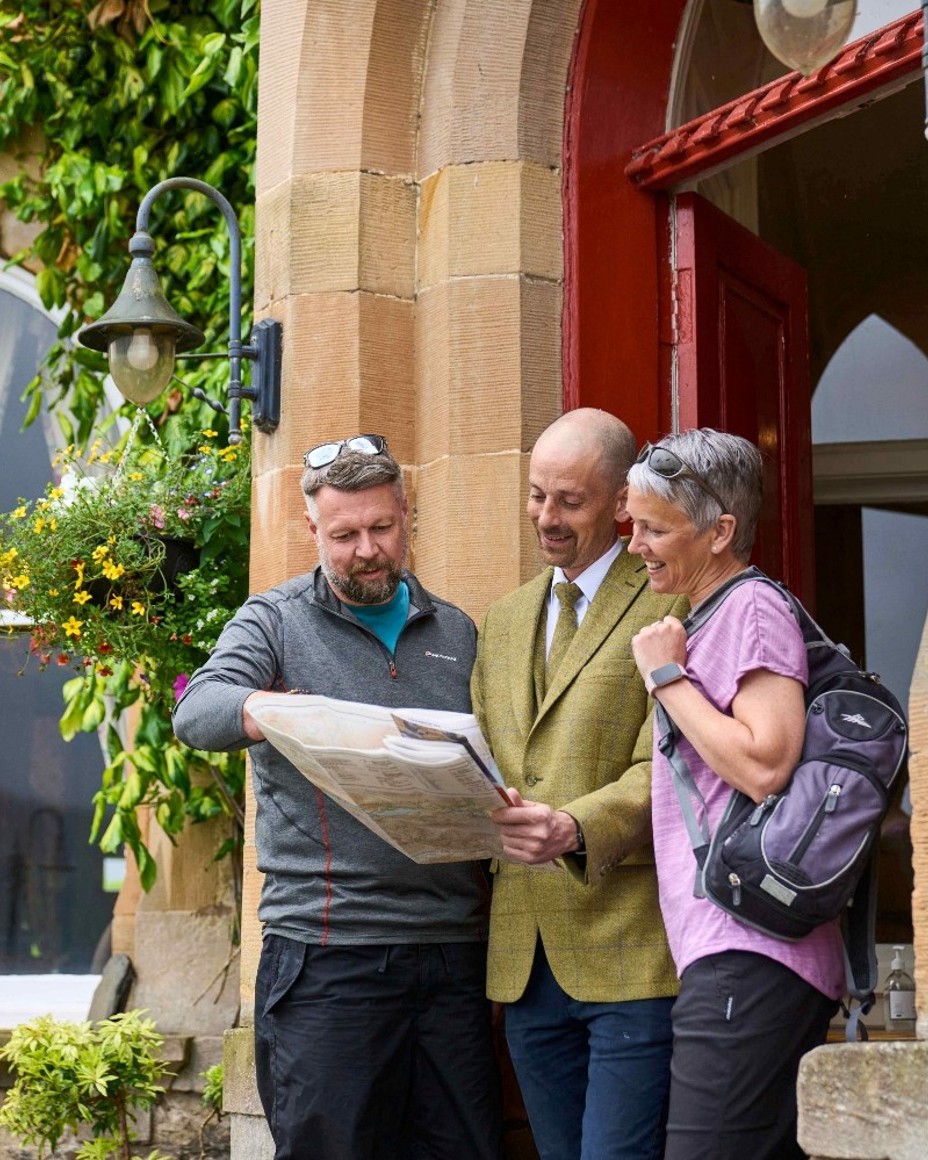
[546, 581, 583, 691]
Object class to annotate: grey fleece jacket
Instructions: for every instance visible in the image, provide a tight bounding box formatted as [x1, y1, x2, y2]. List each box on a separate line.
[172, 567, 489, 946]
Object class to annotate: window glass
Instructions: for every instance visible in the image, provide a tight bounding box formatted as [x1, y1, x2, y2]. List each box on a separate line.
[673, 0, 917, 124]
[848, 0, 918, 41]
[0, 286, 114, 973]
[812, 315, 928, 443]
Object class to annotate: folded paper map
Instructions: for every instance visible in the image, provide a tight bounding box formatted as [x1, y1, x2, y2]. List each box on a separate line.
[248, 693, 511, 863]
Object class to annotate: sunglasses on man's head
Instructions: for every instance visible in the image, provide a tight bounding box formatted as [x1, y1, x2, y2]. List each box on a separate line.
[635, 442, 728, 513]
[303, 434, 388, 469]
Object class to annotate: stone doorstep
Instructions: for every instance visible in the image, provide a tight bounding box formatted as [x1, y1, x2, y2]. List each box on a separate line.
[798, 1039, 928, 1160]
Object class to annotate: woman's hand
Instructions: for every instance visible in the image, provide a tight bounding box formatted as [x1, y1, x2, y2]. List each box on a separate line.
[631, 615, 687, 682]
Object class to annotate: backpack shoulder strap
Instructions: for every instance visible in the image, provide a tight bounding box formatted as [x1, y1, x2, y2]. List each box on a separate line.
[682, 565, 769, 635]
[658, 567, 792, 890]
[655, 701, 711, 885]
[842, 854, 879, 1042]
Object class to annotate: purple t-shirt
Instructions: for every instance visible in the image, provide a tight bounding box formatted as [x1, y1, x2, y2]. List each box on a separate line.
[651, 581, 845, 1000]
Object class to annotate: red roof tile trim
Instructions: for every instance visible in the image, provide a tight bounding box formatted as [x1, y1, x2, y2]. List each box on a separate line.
[626, 12, 923, 191]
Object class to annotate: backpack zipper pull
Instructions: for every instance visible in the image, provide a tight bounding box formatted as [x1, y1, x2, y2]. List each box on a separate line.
[750, 795, 777, 826]
[729, 873, 742, 907]
[388, 659, 398, 679]
[825, 784, 841, 812]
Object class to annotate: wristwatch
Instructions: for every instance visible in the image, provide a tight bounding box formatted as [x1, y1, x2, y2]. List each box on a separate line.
[646, 662, 688, 696]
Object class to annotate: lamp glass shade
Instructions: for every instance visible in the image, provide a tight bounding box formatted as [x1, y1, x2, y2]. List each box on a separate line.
[754, 0, 855, 75]
[107, 328, 176, 404]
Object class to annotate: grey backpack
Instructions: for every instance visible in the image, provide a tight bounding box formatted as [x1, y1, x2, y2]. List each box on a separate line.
[656, 567, 908, 1039]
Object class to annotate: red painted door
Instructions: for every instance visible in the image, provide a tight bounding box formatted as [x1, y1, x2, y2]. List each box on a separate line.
[670, 192, 814, 604]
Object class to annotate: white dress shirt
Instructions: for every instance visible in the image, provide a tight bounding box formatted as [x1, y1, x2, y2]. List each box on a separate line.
[544, 538, 624, 657]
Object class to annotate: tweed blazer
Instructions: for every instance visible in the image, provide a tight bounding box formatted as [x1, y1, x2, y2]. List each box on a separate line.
[472, 545, 687, 1004]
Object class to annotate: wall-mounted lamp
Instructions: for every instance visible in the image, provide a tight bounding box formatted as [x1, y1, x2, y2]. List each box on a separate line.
[77, 176, 281, 444]
[749, 0, 855, 76]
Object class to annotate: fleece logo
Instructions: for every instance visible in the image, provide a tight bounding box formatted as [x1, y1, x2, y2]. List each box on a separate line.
[425, 650, 458, 662]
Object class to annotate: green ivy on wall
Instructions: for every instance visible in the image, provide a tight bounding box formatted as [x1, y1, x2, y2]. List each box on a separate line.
[0, 0, 261, 898]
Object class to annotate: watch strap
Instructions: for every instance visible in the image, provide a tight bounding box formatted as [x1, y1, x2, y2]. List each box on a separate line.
[645, 662, 688, 696]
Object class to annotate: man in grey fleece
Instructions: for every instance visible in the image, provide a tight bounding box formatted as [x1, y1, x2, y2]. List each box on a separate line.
[172, 435, 501, 1160]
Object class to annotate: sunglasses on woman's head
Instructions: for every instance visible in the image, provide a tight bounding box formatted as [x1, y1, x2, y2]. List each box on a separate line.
[635, 442, 728, 513]
[303, 434, 388, 469]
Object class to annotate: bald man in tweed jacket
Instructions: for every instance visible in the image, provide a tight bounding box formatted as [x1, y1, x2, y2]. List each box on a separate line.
[472, 409, 686, 1160]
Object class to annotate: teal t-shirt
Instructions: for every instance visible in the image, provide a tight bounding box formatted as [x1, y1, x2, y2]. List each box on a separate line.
[347, 581, 410, 656]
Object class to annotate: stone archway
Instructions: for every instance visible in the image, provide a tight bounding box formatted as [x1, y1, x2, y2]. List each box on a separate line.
[230, 3, 584, 1152]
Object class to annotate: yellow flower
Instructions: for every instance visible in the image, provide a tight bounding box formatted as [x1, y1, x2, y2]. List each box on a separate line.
[11, 506, 27, 520]
[33, 518, 46, 534]
[73, 590, 92, 605]
[91, 545, 110, 562]
[131, 601, 146, 616]
[202, 429, 218, 438]
[197, 445, 215, 455]
[48, 518, 57, 531]
[0, 549, 17, 568]
[11, 573, 29, 589]
[101, 560, 125, 580]
[49, 588, 59, 597]
[73, 562, 85, 584]
[108, 535, 117, 544]
[129, 471, 144, 482]
[49, 487, 64, 500]
[62, 616, 83, 638]
[109, 595, 124, 611]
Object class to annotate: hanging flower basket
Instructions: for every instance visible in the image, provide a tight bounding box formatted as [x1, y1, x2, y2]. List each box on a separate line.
[0, 431, 250, 709]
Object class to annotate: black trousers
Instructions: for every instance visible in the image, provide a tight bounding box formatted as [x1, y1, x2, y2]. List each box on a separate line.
[664, 951, 839, 1160]
[254, 935, 502, 1160]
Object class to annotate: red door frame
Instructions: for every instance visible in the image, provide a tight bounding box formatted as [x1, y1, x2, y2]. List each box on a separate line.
[562, 0, 688, 440]
[563, 2, 924, 439]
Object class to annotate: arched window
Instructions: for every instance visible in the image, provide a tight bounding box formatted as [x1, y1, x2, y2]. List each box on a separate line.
[0, 272, 115, 978]
[813, 314, 928, 704]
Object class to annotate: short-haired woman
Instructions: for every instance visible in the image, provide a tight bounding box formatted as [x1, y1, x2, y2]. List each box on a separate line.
[626, 429, 844, 1160]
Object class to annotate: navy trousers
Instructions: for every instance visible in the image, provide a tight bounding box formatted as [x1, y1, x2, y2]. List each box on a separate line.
[254, 935, 502, 1160]
[504, 941, 674, 1160]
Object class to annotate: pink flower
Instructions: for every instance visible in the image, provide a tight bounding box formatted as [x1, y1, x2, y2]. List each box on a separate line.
[149, 504, 166, 530]
[176, 507, 192, 522]
[173, 672, 189, 700]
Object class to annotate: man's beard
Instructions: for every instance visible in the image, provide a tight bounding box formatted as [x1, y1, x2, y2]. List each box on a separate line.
[319, 548, 406, 605]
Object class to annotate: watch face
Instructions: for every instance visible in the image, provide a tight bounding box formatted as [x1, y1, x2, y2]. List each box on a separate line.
[651, 663, 685, 688]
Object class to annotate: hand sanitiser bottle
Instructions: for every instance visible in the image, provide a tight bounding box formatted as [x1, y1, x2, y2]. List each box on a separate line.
[883, 945, 916, 1033]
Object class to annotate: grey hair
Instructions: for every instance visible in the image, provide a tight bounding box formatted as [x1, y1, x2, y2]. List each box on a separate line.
[626, 428, 764, 561]
[301, 447, 404, 511]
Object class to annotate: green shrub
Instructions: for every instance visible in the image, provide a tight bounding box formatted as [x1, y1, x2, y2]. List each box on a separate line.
[0, 1010, 168, 1160]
